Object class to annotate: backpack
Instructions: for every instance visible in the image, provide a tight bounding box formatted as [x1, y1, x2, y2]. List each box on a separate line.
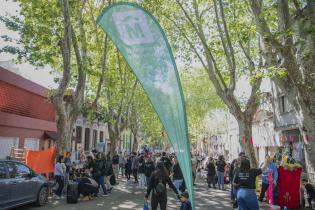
[155, 178, 166, 196]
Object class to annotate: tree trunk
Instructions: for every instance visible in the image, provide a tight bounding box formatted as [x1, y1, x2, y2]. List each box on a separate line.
[238, 118, 258, 168]
[302, 108, 315, 181]
[132, 132, 138, 153]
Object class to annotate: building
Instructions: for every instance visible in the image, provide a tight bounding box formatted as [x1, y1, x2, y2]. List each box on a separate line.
[0, 65, 110, 159]
[74, 116, 110, 153]
[0, 66, 57, 158]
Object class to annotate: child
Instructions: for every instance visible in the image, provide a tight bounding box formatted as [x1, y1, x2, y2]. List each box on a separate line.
[302, 178, 315, 208]
[180, 192, 192, 210]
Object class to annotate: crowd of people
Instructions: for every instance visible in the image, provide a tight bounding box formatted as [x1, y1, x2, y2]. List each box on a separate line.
[52, 147, 314, 210]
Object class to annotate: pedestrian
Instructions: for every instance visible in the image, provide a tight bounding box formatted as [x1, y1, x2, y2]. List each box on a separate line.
[144, 156, 155, 187]
[64, 151, 71, 185]
[216, 155, 226, 190]
[125, 155, 132, 180]
[302, 178, 315, 208]
[180, 192, 192, 210]
[112, 151, 120, 180]
[138, 155, 146, 188]
[230, 152, 245, 206]
[145, 162, 180, 210]
[160, 152, 172, 173]
[233, 156, 269, 210]
[190, 153, 198, 185]
[104, 153, 114, 191]
[54, 155, 64, 199]
[259, 154, 278, 202]
[119, 151, 126, 177]
[171, 157, 184, 195]
[87, 156, 100, 196]
[131, 152, 139, 184]
[206, 157, 216, 188]
[97, 153, 109, 196]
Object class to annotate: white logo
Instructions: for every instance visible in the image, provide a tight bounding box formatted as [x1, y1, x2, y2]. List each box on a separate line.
[112, 10, 154, 45]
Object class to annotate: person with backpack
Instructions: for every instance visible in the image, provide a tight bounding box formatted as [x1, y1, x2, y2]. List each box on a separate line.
[145, 162, 180, 210]
[160, 152, 172, 173]
[216, 155, 226, 190]
[138, 155, 146, 188]
[144, 156, 155, 187]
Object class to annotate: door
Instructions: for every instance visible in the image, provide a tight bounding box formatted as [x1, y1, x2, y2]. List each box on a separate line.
[0, 137, 19, 159]
[24, 138, 39, 150]
[6, 161, 37, 203]
[0, 161, 11, 209]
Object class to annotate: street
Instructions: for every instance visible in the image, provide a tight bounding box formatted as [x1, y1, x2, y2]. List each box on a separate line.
[14, 178, 277, 210]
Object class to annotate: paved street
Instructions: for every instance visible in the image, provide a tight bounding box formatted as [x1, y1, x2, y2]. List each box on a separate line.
[13, 177, 279, 210]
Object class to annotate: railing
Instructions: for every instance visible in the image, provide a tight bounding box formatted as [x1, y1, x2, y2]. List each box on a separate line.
[10, 146, 26, 162]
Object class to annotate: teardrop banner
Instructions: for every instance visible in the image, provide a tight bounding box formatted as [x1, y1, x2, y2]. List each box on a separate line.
[97, 2, 194, 208]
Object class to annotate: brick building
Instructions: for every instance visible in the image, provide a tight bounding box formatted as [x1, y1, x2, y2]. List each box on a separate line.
[0, 66, 57, 158]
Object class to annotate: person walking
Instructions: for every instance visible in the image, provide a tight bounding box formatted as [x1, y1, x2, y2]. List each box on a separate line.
[233, 157, 269, 210]
[125, 155, 132, 180]
[259, 154, 278, 202]
[138, 155, 146, 188]
[145, 162, 180, 210]
[54, 155, 64, 199]
[206, 157, 216, 188]
[112, 151, 120, 180]
[216, 155, 226, 190]
[119, 152, 126, 178]
[131, 153, 139, 184]
[171, 157, 184, 194]
[144, 156, 155, 187]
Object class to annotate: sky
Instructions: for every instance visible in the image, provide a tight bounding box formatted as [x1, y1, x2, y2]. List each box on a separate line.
[0, 0, 270, 98]
[0, 0, 58, 89]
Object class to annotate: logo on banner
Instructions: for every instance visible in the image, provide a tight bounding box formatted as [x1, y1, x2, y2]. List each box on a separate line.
[112, 10, 154, 45]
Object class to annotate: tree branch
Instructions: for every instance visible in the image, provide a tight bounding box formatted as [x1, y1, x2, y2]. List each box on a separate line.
[93, 34, 108, 106]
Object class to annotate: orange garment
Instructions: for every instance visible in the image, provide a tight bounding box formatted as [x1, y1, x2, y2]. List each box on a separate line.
[25, 147, 55, 174]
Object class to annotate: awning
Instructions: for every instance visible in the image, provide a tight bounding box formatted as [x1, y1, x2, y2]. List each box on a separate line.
[44, 131, 81, 143]
[44, 131, 58, 141]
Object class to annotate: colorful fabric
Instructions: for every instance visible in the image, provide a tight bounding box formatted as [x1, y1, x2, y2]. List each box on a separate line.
[278, 166, 302, 209]
[25, 147, 55, 174]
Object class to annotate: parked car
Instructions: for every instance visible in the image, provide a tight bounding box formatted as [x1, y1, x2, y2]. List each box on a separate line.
[0, 160, 48, 209]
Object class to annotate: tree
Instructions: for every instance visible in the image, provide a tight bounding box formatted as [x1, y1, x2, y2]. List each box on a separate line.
[143, 0, 264, 166]
[0, 0, 112, 151]
[247, 0, 315, 176]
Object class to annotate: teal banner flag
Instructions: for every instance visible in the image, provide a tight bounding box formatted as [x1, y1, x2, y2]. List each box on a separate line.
[97, 3, 194, 208]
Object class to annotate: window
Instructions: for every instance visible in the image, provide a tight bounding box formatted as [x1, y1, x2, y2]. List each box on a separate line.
[84, 128, 90, 151]
[76, 126, 82, 139]
[93, 130, 97, 147]
[0, 162, 7, 179]
[7, 162, 31, 178]
[100, 131, 104, 142]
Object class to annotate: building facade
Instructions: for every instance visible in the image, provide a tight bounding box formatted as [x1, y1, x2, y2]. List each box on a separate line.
[0, 66, 57, 158]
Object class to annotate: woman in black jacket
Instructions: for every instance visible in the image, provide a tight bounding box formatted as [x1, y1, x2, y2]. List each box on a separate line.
[145, 162, 179, 210]
[206, 157, 216, 188]
[216, 155, 226, 190]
